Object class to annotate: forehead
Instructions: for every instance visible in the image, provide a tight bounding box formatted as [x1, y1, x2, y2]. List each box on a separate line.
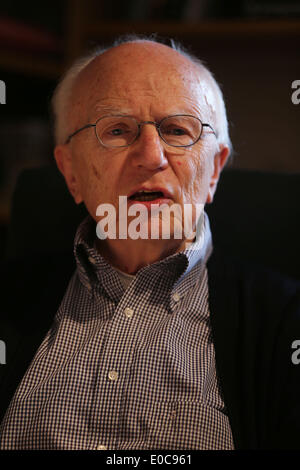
[72, 42, 215, 119]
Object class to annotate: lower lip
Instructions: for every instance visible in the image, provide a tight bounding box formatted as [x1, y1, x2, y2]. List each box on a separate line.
[127, 197, 172, 209]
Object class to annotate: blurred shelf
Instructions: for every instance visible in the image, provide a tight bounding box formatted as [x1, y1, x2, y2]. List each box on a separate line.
[0, 50, 63, 79]
[0, 18, 299, 78]
[87, 18, 300, 38]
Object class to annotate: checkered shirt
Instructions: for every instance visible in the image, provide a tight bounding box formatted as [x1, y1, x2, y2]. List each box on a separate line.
[0, 212, 234, 450]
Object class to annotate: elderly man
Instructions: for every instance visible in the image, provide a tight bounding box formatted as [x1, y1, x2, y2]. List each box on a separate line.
[0, 36, 300, 450]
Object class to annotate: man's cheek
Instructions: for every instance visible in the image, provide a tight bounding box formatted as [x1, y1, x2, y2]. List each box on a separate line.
[91, 164, 101, 180]
[187, 159, 207, 204]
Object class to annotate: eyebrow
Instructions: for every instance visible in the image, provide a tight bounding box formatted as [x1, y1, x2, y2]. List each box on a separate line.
[91, 102, 203, 121]
[93, 102, 131, 116]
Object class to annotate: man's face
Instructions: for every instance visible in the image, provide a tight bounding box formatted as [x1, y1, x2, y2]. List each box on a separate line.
[56, 42, 229, 243]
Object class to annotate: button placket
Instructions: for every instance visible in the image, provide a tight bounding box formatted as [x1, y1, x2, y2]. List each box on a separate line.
[124, 307, 134, 318]
[108, 370, 118, 381]
[91, 287, 140, 447]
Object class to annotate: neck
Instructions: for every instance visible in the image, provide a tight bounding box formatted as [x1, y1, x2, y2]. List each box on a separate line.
[95, 238, 189, 274]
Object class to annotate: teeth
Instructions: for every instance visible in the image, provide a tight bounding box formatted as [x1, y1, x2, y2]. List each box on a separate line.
[136, 194, 159, 201]
[137, 190, 156, 194]
[130, 191, 164, 201]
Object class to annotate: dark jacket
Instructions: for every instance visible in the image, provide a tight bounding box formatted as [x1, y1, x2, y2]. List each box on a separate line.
[1, 250, 300, 450]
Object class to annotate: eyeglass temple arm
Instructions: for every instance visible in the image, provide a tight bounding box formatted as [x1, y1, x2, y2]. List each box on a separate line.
[65, 124, 96, 145]
[202, 123, 217, 138]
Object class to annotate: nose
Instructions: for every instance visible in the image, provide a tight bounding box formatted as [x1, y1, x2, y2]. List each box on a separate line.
[129, 122, 169, 171]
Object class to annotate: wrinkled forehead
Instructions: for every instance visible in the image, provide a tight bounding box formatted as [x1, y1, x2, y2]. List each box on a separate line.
[71, 42, 217, 121]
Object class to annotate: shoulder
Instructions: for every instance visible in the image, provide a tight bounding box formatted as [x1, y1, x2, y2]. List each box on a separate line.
[0, 252, 76, 420]
[0, 252, 75, 333]
[206, 250, 300, 450]
[207, 248, 300, 307]
[206, 248, 300, 342]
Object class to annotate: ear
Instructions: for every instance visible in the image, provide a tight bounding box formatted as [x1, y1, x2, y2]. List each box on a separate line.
[54, 145, 83, 204]
[206, 145, 230, 204]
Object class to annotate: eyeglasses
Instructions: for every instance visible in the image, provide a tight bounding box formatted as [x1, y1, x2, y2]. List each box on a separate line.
[65, 114, 217, 148]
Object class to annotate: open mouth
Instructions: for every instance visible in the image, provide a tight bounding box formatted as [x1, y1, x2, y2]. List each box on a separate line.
[129, 190, 165, 202]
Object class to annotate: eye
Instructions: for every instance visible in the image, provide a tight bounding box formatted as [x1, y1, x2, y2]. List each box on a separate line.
[166, 127, 187, 136]
[108, 126, 130, 136]
[161, 125, 190, 137]
[161, 124, 188, 136]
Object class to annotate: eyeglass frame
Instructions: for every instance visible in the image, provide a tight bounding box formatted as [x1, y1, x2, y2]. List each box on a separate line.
[64, 114, 217, 148]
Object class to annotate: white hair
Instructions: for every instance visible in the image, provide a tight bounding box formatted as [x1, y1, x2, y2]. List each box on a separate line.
[51, 46, 107, 146]
[51, 35, 232, 155]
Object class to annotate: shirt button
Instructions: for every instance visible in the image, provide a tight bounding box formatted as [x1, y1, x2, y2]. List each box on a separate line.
[88, 256, 96, 265]
[173, 293, 180, 302]
[124, 307, 134, 318]
[97, 444, 107, 450]
[108, 370, 118, 381]
[86, 282, 92, 291]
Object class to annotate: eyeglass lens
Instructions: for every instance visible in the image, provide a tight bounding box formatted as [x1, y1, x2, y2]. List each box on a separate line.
[95, 115, 202, 148]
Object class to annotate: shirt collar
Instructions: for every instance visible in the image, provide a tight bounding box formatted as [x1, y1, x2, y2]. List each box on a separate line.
[74, 211, 213, 296]
[180, 210, 213, 278]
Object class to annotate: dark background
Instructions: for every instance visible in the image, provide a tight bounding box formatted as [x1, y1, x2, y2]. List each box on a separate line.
[0, 0, 300, 259]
